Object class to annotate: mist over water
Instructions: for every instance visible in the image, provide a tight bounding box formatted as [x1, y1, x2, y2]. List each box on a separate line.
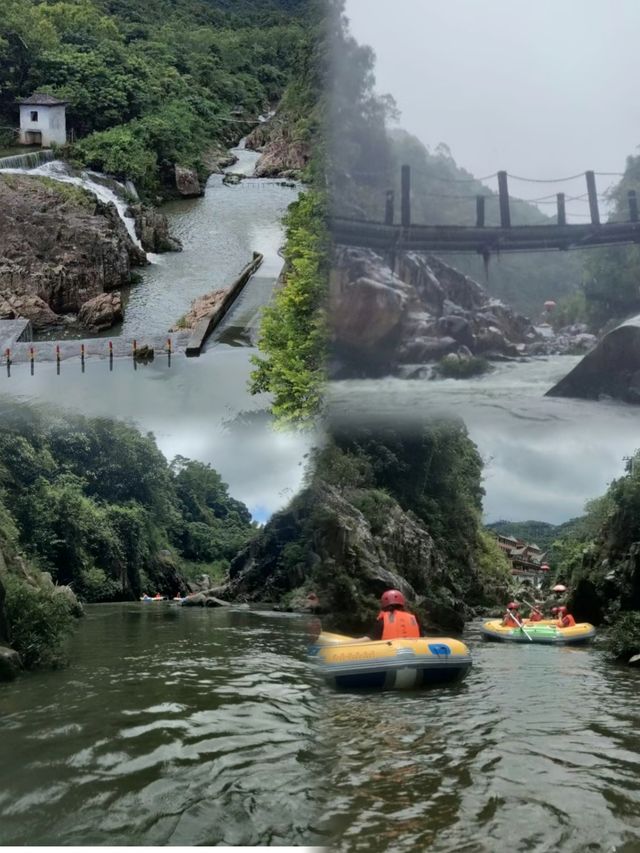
[328, 356, 640, 523]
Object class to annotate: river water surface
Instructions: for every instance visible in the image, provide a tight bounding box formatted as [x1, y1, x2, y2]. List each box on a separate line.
[329, 357, 640, 523]
[0, 604, 325, 846]
[322, 623, 640, 852]
[2, 610, 639, 850]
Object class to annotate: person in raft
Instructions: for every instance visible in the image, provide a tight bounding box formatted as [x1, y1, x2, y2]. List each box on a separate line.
[502, 602, 524, 628]
[367, 590, 424, 640]
[528, 605, 544, 622]
[554, 605, 576, 628]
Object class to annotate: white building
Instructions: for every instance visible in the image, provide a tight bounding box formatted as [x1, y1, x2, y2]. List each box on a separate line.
[18, 94, 67, 147]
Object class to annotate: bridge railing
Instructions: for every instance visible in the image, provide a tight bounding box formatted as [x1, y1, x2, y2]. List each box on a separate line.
[381, 166, 638, 229]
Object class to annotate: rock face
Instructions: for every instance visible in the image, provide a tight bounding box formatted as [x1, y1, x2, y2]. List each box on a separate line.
[77, 292, 123, 331]
[330, 248, 539, 378]
[129, 205, 182, 252]
[246, 119, 309, 178]
[174, 165, 203, 197]
[224, 483, 474, 634]
[546, 315, 640, 403]
[0, 173, 146, 330]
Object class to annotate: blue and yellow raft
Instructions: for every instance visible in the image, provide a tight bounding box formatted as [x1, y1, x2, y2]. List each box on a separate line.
[310, 631, 472, 690]
[481, 620, 596, 645]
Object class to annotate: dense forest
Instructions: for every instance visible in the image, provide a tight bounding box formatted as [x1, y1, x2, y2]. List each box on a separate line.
[544, 454, 640, 659]
[0, 403, 254, 600]
[0, 0, 314, 192]
[0, 401, 255, 671]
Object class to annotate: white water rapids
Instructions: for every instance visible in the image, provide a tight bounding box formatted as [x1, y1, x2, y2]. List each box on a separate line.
[328, 355, 640, 523]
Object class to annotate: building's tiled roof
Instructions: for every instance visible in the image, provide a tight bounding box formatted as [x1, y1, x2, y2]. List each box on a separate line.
[18, 93, 67, 106]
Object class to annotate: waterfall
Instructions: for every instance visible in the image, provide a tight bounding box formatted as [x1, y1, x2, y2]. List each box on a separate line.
[0, 159, 143, 251]
[0, 149, 55, 170]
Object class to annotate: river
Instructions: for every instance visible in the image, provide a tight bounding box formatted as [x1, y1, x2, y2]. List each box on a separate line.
[328, 357, 640, 523]
[0, 144, 312, 520]
[2, 609, 639, 850]
[0, 604, 325, 846]
[320, 622, 640, 852]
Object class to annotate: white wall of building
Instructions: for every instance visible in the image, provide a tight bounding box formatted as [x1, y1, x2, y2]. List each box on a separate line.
[19, 105, 67, 147]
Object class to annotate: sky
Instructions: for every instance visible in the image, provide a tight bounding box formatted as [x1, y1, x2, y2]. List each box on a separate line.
[345, 0, 640, 220]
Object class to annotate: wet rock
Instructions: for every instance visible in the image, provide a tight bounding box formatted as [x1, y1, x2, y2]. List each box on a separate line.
[222, 173, 243, 186]
[0, 645, 21, 681]
[129, 205, 181, 253]
[77, 292, 123, 332]
[629, 653, 640, 666]
[546, 316, 640, 403]
[133, 345, 154, 362]
[175, 165, 202, 198]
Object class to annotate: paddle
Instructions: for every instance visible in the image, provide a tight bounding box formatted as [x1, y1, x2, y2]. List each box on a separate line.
[505, 609, 533, 642]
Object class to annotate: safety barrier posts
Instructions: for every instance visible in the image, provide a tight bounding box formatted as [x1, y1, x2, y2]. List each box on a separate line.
[5, 348, 10, 377]
[80, 343, 85, 374]
[56, 344, 61, 375]
[109, 340, 113, 372]
[29, 346, 35, 376]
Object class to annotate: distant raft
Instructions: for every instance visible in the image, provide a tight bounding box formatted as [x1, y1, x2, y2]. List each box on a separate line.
[481, 620, 596, 645]
[310, 631, 472, 691]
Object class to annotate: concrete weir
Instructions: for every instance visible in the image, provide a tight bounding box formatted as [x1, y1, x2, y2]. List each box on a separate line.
[0, 251, 264, 364]
[185, 252, 263, 356]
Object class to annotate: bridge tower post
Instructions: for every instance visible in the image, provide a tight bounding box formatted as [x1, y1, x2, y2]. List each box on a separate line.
[401, 165, 411, 227]
[476, 196, 485, 227]
[556, 193, 566, 226]
[585, 171, 600, 225]
[497, 171, 511, 228]
[628, 190, 638, 222]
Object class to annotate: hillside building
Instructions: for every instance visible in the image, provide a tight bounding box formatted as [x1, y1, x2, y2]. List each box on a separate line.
[18, 94, 67, 147]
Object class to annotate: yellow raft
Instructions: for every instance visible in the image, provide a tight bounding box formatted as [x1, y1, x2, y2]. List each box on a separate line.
[310, 631, 472, 690]
[481, 620, 595, 645]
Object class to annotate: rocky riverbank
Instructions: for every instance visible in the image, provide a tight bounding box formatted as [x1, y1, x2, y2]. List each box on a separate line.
[330, 248, 596, 379]
[0, 173, 177, 333]
[245, 114, 311, 179]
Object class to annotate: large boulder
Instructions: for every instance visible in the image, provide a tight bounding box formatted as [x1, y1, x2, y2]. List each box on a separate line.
[77, 292, 123, 331]
[174, 166, 203, 198]
[330, 247, 537, 378]
[0, 292, 59, 330]
[546, 315, 640, 403]
[129, 205, 182, 252]
[0, 645, 21, 681]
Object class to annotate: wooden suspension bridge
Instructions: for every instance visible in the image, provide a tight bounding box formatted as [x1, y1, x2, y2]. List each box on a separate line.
[330, 167, 640, 255]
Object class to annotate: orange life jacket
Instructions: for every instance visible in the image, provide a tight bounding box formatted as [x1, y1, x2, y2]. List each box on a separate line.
[377, 609, 420, 640]
[558, 613, 576, 628]
[529, 610, 543, 622]
[503, 614, 521, 627]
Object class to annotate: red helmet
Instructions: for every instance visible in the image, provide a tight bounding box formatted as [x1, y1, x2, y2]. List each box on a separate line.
[557, 606, 567, 614]
[507, 601, 520, 610]
[551, 607, 559, 614]
[381, 589, 406, 609]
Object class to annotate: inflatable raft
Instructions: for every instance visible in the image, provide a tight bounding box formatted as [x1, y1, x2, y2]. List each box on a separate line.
[481, 620, 595, 645]
[310, 631, 472, 690]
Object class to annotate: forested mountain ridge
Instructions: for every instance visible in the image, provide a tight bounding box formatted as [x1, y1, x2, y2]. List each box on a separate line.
[329, 6, 587, 318]
[1, 0, 317, 192]
[225, 422, 512, 631]
[0, 401, 257, 676]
